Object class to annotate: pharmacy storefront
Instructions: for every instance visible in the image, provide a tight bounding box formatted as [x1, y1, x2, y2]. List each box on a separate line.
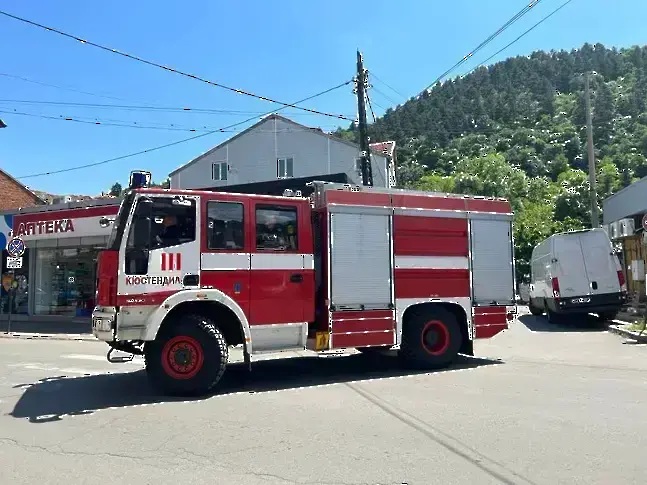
[1, 200, 119, 322]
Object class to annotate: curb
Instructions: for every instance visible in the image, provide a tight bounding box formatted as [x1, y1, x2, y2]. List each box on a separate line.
[608, 323, 647, 343]
[0, 332, 98, 342]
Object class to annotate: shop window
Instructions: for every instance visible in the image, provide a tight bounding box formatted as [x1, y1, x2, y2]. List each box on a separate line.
[255, 205, 298, 251]
[207, 201, 244, 250]
[33, 247, 98, 317]
[1, 248, 30, 315]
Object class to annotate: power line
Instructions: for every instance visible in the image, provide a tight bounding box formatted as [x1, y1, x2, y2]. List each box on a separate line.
[422, 0, 542, 92]
[0, 108, 341, 133]
[0, 98, 355, 118]
[365, 93, 377, 123]
[470, 0, 576, 73]
[369, 71, 408, 100]
[0, 10, 353, 121]
[16, 80, 353, 180]
[0, 71, 135, 103]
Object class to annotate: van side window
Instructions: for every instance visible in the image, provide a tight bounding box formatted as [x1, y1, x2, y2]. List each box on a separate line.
[207, 202, 244, 250]
[256, 205, 298, 251]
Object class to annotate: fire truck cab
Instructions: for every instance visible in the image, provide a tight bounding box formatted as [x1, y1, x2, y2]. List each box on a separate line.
[93, 171, 516, 396]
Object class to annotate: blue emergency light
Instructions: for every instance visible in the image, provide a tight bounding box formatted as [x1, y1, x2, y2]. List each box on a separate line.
[129, 171, 152, 189]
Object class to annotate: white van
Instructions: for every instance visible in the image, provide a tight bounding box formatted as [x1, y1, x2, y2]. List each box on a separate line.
[528, 228, 626, 322]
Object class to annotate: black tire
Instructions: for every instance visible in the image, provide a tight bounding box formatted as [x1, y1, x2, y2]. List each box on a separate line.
[399, 307, 462, 370]
[545, 302, 564, 325]
[145, 314, 228, 396]
[599, 312, 618, 322]
[528, 302, 543, 316]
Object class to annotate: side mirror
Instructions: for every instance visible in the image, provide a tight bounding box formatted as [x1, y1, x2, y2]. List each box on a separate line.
[135, 197, 153, 217]
[99, 216, 114, 228]
[132, 216, 152, 249]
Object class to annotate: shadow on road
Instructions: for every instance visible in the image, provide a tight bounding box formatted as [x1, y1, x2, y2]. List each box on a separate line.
[10, 353, 502, 423]
[518, 313, 609, 332]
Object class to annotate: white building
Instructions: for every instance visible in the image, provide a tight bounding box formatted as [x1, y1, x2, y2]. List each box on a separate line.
[169, 114, 396, 190]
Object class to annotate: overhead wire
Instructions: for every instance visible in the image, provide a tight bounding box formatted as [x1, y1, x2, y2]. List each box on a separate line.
[422, 0, 542, 92]
[0, 108, 341, 133]
[365, 93, 377, 123]
[368, 71, 408, 101]
[16, 80, 353, 180]
[0, 98, 355, 118]
[0, 10, 353, 121]
[0, 71, 136, 103]
[468, 0, 576, 74]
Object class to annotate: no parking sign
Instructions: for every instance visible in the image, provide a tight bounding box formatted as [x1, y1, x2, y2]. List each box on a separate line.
[6, 236, 25, 269]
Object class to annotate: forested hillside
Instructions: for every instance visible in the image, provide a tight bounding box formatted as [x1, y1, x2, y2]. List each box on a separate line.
[336, 43, 647, 282]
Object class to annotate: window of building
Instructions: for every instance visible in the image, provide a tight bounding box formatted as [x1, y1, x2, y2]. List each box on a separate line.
[207, 201, 244, 250]
[33, 247, 98, 317]
[212, 162, 228, 181]
[255, 205, 298, 251]
[277, 158, 294, 178]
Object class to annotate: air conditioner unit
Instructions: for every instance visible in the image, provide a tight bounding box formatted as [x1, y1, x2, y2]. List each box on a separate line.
[618, 218, 635, 238]
[607, 222, 618, 240]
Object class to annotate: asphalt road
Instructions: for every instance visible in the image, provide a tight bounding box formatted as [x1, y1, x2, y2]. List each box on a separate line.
[1, 310, 646, 485]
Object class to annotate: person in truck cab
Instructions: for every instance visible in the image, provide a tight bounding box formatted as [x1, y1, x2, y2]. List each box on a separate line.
[156, 215, 182, 247]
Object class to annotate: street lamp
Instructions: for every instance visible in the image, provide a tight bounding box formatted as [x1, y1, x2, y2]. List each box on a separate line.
[0, 119, 6, 128]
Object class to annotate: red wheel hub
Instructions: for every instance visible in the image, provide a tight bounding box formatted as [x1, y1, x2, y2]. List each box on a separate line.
[420, 320, 450, 356]
[161, 336, 204, 380]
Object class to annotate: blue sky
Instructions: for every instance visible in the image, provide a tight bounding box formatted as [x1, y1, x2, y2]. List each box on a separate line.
[1, 0, 646, 195]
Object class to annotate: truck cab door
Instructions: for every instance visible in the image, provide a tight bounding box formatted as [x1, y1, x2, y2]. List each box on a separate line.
[249, 201, 310, 327]
[200, 197, 251, 318]
[118, 194, 201, 307]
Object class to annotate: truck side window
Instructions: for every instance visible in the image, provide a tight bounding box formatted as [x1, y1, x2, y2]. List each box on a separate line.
[151, 198, 196, 250]
[256, 205, 298, 251]
[207, 201, 244, 250]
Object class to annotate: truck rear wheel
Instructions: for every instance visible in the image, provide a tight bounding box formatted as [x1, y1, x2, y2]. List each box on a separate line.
[145, 314, 228, 396]
[399, 307, 462, 370]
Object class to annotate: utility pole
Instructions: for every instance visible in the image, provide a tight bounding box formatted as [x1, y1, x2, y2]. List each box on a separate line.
[355, 50, 373, 187]
[584, 72, 600, 228]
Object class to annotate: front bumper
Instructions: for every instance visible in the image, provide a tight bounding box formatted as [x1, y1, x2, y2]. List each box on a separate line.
[92, 307, 117, 341]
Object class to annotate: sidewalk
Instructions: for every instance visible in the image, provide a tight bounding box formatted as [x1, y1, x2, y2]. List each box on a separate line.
[0, 319, 96, 341]
[610, 307, 647, 343]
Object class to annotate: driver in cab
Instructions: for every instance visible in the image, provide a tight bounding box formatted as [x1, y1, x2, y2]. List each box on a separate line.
[155, 215, 182, 247]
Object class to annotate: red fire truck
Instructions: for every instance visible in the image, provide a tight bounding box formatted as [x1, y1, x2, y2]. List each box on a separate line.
[93, 172, 516, 395]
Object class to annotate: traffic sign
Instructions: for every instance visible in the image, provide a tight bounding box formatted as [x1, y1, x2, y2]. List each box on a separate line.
[6, 257, 22, 269]
[6, 236, 25, 258]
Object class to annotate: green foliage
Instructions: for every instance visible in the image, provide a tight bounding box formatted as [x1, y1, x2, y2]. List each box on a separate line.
[339, 43, 647, 282]
[109, 182, 122, 196]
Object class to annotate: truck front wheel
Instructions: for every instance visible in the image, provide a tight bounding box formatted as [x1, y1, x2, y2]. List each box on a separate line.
[145, 314, 228, 396]
[399, 307, 462, 370]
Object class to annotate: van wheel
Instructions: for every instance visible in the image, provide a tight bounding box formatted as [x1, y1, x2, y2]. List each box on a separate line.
[545, 303, 564, 325]
[399, 307, 462, 369]
[528, 302, 543, 316]
[145, 314, 228, 396]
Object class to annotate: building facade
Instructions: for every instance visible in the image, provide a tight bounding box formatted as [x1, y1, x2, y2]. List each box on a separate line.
[169, 114, 396, 190]
[603, 177, 647, 300]
[0, 199, 119, 322]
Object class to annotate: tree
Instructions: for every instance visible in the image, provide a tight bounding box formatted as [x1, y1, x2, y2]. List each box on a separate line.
[109, 182, 122, 196]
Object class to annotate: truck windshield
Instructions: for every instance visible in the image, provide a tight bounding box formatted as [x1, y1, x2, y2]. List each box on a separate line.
[107, 192, 135, 250]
